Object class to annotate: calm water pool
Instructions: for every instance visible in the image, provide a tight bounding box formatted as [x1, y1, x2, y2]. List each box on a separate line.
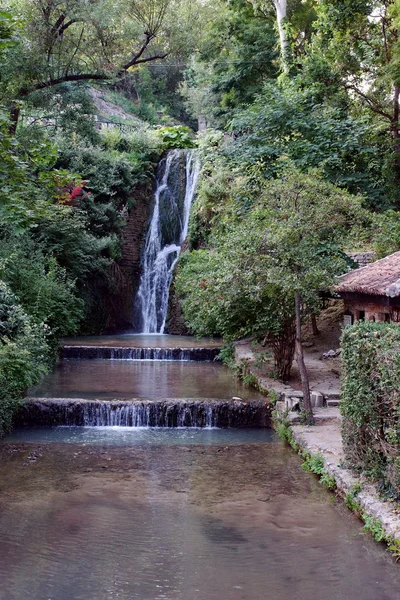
[28, 359, 262, 400]
[0, 430, 399, 600]
[5, 426, 275, 446]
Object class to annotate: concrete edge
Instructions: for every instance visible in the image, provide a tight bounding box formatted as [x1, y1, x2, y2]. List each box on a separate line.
[290, 421, 400, 545]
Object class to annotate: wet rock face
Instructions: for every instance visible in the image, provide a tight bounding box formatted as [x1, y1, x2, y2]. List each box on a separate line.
[165, 272, 190, 335]
[15, 399, 272, 429]
[62, 347, 221, 361]
[106, 183, 154, 331]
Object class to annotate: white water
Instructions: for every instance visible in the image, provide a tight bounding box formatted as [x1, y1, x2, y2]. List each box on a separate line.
[135, 149, 200, 333]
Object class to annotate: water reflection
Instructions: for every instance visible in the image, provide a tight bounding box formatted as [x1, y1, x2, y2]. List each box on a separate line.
[28, 360, 262, 400]
[0, 437, 399, 600]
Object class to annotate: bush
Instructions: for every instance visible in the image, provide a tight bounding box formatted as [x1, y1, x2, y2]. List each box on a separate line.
[155, 126, 196, 149]
[341, 321, 400, 498]
[0, 281, 50, 435]
[0, 233, 84, 341]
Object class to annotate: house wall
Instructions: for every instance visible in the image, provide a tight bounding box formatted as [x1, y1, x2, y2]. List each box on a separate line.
[344, 299, 400, 323]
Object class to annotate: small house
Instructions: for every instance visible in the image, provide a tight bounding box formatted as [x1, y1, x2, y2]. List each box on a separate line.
[336, 251, 400, 324]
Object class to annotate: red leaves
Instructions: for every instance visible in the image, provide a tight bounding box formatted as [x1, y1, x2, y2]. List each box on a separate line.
[58, 181, 89, 206]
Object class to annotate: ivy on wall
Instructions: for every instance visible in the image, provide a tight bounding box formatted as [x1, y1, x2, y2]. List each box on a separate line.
[341, 321, 400, 499]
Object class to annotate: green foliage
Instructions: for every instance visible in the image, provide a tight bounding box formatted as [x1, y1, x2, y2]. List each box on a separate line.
[301, 453, 325, 475]
[242, 373, 259, 388]
[177, 165, 364, 378]
[180, 0, 279, 127]
[0, 11, 14, 58]
[341, 321, 400, 499]
[217, 345, 235, 369]
[363, 516, 387, 543]
[156, 126, 196, 149]
[300, 452, 337, 489]
[0, 110, 62, 230]
[273, 411, 298, 448]
[0, 233, 84, 341]
[229, 82, 388, 209]
[0, 281, 50, 435]
[22, 84, 100, 143]
[344, 491, 362, 514]
[268, 390, 279, 406]
[371, 210, 400, 258]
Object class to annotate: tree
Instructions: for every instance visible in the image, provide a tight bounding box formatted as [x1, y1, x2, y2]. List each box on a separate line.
[304, 1, 400, 200]
[251, 168, 364, 422]
[180, 0, 279, 128]
[177, 166, 364, 423]
[2, 0, 174, 130]
[229, 81, 388, 209]
[176, 240, 297, 382]
[250, 0, 317, 69]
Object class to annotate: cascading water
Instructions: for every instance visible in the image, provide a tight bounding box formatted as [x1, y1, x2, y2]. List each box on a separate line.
[18, 398, 272, 428]
[62, 346, 221, 361]
[134, 149, 200, 333]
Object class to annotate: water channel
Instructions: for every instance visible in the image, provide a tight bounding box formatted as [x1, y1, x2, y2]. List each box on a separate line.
[1, 427, 400, 600]
[1, 148, 400, 598]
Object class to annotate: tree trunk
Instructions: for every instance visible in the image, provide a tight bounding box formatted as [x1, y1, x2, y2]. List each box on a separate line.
[9, 105, 20, 135]
[269, 317, 296, 381]
[198, 115, 207, 132]
[295, 293, 314, 424]
[273, 0, 289, 70]
[311, 313, 319, 336]
[392, 86, 400, 201]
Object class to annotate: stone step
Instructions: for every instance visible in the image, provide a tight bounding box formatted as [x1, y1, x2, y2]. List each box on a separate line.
[326, 398, 340, 407]
[17, 397, 272, 428]
[283, 390, 325, 409]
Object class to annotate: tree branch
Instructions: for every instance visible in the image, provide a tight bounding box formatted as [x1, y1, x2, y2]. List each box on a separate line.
[345, 84, 393, 121]
[59, 19, 78, 36]
[19, 73, 110, 96]
[122, 33, 154, 70]
[133, 52, 169, 65]
[393, 86, 400, 133]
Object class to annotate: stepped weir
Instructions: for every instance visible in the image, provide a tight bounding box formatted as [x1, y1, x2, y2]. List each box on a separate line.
[17, 398, 271, 428]
[16, 149, 269, 430]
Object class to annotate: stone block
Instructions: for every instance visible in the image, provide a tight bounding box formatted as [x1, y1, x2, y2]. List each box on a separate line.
[311, 391, 324, 408]
[327, 398, 340, 407]
[284, 396, 301, 411]
[286, 390, 304, 398]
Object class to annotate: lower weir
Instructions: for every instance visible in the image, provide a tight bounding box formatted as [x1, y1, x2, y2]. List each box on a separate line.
[16, 398, 271, 428]
[62, 346, 220, 361]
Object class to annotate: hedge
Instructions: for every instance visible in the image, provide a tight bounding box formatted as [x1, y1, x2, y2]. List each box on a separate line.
[341, 321, 400, 499]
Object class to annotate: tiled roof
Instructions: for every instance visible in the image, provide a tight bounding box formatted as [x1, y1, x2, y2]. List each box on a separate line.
[336, 251, 400, 298]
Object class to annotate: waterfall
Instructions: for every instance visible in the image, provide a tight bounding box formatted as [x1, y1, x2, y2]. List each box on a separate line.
[134, 149, 200, 333]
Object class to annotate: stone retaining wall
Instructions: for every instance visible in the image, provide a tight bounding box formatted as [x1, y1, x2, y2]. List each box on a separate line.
[283, 408, 400, 549]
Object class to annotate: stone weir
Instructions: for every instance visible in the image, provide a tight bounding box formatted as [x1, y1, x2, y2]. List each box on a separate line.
[62, 346, 221, 361]
[16, 398, 271, 429]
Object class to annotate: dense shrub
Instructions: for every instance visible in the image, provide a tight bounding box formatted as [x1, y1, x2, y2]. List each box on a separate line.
[341, 321, 400, 499]
[155, 126, 196, 149]
[0, 232, 84, 342]
[0, 282, 50, 435]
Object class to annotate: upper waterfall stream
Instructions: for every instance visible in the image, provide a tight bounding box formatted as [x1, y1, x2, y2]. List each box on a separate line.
[134, 149, 200, 333]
